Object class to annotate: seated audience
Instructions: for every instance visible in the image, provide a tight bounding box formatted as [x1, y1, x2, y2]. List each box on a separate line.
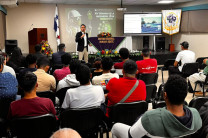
[114, 48, 129, 69]
[92, 57, 119, 86]
[52, 43, 66, 65]
[19, 54, 37, 74]
[62, 64, 105, 109]
[34, 57, 56, 92]
[111, 75, 202, 138]
[188, 58, 208, 96]
[0, 55, 18, 99]
[34, 44, 46, 60]
[7, 47, 26, 73]
[106, 60, 146, 117]
[0, 52, 16, 77]
[168, 41, 195, 76]
[8, 72, 56, 119]
[56, 59, 80, 92]
[93, 57, 103, 73]
[50, 128, 81, 138]
[136, 47, 157, 74]
[54, 53, 71, 81]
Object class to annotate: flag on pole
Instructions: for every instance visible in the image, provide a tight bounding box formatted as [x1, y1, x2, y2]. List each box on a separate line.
[162, 9, 182, 35]
[54, 5, 60, 45]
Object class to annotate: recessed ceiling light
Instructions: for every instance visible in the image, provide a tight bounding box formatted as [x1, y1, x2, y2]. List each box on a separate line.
[158, 0, 174, 4]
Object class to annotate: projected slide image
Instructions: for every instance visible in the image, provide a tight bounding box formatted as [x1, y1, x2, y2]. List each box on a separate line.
[141, 17, 161, 33]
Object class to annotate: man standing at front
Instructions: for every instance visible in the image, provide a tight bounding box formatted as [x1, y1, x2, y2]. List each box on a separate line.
[75, 24, 90, 63]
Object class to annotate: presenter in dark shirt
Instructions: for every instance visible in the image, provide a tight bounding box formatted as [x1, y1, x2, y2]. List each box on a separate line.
[75, 24, 91, 63]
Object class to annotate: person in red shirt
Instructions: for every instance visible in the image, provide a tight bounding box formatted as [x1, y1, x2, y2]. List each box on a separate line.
[136, 47, 157, 74]
[8, 71, 56, 119]
[106, 60, 146, 117]
[114, 48, 129, 69]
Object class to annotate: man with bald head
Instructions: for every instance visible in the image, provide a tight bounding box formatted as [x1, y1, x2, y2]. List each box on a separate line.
[50, 128, 81, 138]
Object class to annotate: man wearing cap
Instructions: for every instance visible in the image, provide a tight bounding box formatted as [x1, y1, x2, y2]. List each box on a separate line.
[168, 41, 195, 76]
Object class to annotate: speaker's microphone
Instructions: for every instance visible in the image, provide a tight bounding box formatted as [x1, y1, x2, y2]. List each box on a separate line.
[29, 24, 33, 31]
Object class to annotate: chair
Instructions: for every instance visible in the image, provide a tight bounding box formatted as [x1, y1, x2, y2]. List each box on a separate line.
[193, 74, 208, 97]
[10, 114, 57, 138]
[92, 71, 103, 78]
[146, 85, 157, 103]
[137, 73, 158, 85]
[181, 62, 199, 78]
[189, 97, 208, 111]
[109, 101, 148, 126]
[36, 91, 55, 105]
[196, 57, 208, 70]
[60, 106, 108, 138]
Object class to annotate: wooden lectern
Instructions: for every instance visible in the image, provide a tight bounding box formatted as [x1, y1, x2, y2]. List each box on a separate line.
[28, 28, 48, 54]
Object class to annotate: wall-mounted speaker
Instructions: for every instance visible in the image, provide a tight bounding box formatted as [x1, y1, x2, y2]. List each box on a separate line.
[5, 40, 18, 55]
[143, 36, 149, 48]
[156, 37, 165, 51]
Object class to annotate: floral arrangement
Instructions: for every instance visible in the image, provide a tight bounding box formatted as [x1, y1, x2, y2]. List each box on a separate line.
[40, 40, 53, 56]
[97, 32, 112, 38]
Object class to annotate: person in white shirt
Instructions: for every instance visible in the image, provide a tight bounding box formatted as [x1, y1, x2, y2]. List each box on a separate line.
[62, 64, 105, 109]
[168, 41, 195, 76]
[92, 57, 119, 86]
[56, 59, 81, 92]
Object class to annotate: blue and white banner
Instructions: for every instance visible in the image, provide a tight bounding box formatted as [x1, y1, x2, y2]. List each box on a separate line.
[54, 6, 60, 45]
[162, 9, 182, 35]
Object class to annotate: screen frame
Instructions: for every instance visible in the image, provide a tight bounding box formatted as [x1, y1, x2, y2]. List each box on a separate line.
[123, 12, 162, 35]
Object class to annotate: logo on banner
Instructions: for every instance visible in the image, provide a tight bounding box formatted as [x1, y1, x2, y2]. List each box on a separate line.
[162, 10, 182, 35]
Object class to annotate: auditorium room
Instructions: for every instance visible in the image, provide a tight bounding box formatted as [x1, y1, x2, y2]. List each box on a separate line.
[0, 0, 208, 137]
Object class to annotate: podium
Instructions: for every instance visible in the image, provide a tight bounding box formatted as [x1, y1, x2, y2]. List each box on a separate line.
[28, 28, 47, 54]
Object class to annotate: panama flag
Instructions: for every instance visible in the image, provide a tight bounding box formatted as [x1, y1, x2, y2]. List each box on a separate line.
[54, 5, 60, 45]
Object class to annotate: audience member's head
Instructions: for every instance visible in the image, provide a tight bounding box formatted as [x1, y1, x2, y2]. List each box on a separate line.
[35, 44, 42, 53]
[10, 47, 23, 64]
[142, 47, 151, 58]
[0, 55, 4, 72]
[61, 53, 71, 66]
[58, 43, 65, 51]
[101, 57, 113, 71]
[0, 52, 7, 65]
[119, 48, 129, 60]
[164, 75, 187, 105]
[37, 57, 50, 72]
[180, 41, 189, 50]
[93, 57, 102, 70]
[123, 59, 138, 77]
[26, 54, 37, 67]
[18, 71, 37, 93]
[50, 128, 81, 138]
[76, 64, 90, 85]
[70, 59, 81, 74]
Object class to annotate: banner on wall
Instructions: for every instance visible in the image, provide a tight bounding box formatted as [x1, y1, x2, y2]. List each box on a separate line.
[162, 9, 182, 35]
[54, 5, 60, 45]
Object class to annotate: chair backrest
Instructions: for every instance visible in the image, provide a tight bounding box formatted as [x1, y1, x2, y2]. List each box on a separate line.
[146, 85, 157, 102]
[36, 91, 55, 105]
[10, 114, 56, 138]
[153, 101, 166, 109]
[189, 97, 208, 111]
[163, 59, 175, 70]
[109, 101, 148, 126]
[138, 73, 158, 85]
[196, 57, 208, 70]
[92, 71, 103, 78]
[0, 98, 15, 119]
[59, 107, 103, 137]
[182, 62, 199, 78]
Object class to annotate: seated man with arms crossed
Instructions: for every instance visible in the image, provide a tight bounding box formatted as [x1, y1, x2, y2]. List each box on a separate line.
[92, 57, 119, 86]
[136, 47, 157, 74]
[106, 60, 146, 117]
[62, 64, 105, 109]
[8, 72, 56, 119]
[111, 75, 202, 138]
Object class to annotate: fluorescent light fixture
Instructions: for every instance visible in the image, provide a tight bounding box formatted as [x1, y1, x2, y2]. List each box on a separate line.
[158, 0, 174, 4]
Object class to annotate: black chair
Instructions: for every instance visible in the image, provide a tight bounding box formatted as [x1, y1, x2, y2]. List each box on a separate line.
[137, 73, 158, 85]
[196, 57, 208, 70]
[193, 74, 208, 97]
[92, 71, 103, 78]
[60, 106, 108, 138]
[36, 91, 56, 105]
[181, 62, 199, 78]
[109, 101, 148, 126]
[189, 97, 208, 111]
[146, 85, 157, 103]
[153, 101, 166, 109]
[10, 114, 57, 138]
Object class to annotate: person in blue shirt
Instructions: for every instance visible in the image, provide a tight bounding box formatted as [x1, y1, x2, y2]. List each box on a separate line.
[0, 55, 18, 100]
